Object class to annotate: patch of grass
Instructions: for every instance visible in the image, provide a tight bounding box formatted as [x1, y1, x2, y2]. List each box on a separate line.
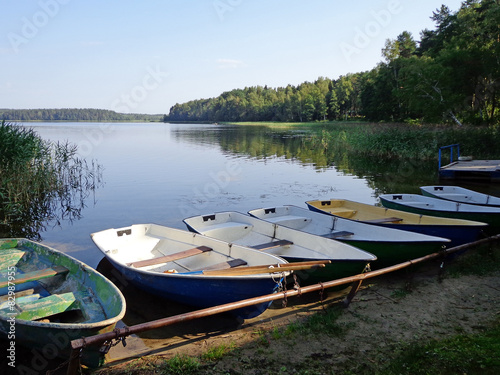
[390, 288, 411, 299]
[300, 305, 352, 336]
[282, 305, 353, 338]
[379, 321, 500, 375]
[201, 342, 235, 362]
[157, 354, 200, 375]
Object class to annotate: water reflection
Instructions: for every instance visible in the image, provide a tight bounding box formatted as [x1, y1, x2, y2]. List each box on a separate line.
[172, 123, 440, 194]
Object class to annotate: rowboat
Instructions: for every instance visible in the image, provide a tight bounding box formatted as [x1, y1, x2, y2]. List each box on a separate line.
[0, 238, 126, 368]
[305, 199, 487, 247]
[379, 194, 500, 235]
[91, 224, 312, 319]
[183, 212, 377, 285]
[420, 185, 500, 207]
[248, 205, 450, 268]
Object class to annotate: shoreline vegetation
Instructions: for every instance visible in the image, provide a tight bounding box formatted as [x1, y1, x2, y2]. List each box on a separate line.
[0, 108, 163, 123]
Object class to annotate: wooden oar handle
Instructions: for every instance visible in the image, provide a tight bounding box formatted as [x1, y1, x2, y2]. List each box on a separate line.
[200, 260, 330, 276]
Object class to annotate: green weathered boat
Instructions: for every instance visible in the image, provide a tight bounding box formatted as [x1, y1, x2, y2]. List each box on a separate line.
[0, 239, 126, 368]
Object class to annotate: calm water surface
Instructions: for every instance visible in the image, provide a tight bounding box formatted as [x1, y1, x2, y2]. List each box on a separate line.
[30, 122, 376, 268]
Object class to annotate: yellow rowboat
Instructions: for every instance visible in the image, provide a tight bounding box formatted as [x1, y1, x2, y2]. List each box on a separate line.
[306, 199, 488, 247]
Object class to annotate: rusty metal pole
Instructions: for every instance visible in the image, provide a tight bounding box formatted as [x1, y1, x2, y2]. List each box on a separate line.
[66, 233, 500, 375]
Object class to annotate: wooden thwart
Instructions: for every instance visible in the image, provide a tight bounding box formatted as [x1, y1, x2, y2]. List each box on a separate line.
[15, 292, 77, 321]
[0, 250, 26, 266]
[128, 246, 212, 268]
[365, 217, 403, 224]
[0, 266, 69, 289]
[192, 258, 247, 272]
[251, 239, 293, 251]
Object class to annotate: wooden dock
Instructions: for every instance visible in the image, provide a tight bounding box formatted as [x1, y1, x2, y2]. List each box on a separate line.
[439, 159, 500, 181]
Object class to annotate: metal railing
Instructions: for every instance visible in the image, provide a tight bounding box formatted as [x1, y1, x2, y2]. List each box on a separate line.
[439, 144, 460, 169]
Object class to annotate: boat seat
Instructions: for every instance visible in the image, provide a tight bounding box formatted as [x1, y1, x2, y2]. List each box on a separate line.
[251, 239, 293, 251]
[365, 217, 403, 224]
[0, 249, 26, 268]
[325, 208, 357, 218]
[321, 231, 354, 239]
[127, 246, 212, 268]
[192, 258, 247, 272]
[9, 292, 77, 321]
[0, 266, 69, 289]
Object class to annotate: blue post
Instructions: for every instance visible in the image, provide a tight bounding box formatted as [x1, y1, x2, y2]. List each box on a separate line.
[438, 144, 460, 170]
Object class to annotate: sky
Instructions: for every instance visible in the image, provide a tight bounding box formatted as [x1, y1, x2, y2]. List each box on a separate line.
[0, 0, 465, 115]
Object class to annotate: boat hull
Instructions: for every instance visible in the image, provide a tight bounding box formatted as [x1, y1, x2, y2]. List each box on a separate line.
[286, 258, 369, 285]
[91, 224, 291, 319]
[183, 212, 377, 286]
[0, 239, 126, 368]
[420, 185, 500, 207]
[306, 199, 486, 247]
[104, 256, 281, 319]
[249, 205, 449, 269]
[339, 239, 445, 268]
[379, 195, 500, 235]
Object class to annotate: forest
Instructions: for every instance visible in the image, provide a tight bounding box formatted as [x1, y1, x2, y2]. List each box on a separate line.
[0, 108, 162, 122]
[166, 0, 500, 125]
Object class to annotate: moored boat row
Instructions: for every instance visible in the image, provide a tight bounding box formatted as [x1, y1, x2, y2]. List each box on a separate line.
[2, 184, 498, 367]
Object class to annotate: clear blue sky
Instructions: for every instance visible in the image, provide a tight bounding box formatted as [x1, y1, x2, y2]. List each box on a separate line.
[0, 0, 464, 115]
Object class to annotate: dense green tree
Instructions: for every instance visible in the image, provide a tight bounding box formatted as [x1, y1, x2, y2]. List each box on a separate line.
[165, 1, 499, 125]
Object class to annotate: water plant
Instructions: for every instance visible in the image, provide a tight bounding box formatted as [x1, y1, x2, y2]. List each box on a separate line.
[0, 121, 102, 239]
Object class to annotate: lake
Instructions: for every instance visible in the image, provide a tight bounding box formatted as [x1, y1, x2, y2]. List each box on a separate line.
[28, 122, 377, 268]
[26, 122, 500, 268]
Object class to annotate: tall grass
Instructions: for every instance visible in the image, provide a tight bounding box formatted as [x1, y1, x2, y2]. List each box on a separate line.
[0, 121, 102, 239]
[305, 123, 500, 160]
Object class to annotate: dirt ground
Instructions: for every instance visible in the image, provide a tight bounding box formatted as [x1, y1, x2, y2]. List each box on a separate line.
[96, 253, 500, 375]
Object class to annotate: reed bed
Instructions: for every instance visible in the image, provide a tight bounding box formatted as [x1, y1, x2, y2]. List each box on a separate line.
[0, 121, 102, 239]
[305, 122, 500, 161]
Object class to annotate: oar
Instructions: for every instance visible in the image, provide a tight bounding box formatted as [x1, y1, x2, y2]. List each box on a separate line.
[187, 260, 331, 277]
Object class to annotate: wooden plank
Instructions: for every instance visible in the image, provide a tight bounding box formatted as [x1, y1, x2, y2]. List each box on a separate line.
[15, 292, 77, 321]
[201, 260, 329, 276]
[0, 289, 35, 304]
[0, 250, 26, 266]
[251, 240, 293, 251]
[127, 246, 212, 268]
[193, 258, 247, 272]
[365, 217, 403, 224]
[322, 231, 354, 239]
[0, 266, 69, 289]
